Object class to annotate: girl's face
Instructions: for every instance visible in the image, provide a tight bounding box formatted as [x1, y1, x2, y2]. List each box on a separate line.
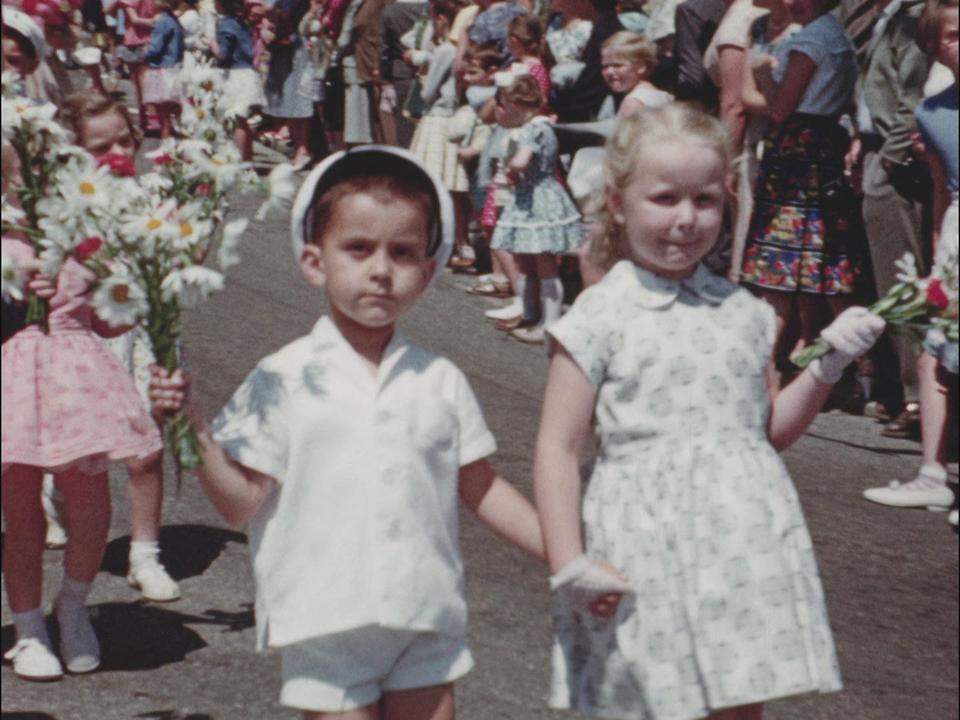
[304, 192, 435, 331]
[938, 6, 960, 77]
[494, 95, 533, 128]
[2, 37, 39, 76]
[81, 110, 137, 160]
[607, 139, 726, 280]
[506, 31, 528, 59]
[601, 50, 645, 94]
[462, 61, 491, 87]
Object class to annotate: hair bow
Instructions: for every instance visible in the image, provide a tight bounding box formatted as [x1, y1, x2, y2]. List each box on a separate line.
[494, 62, 530, 88]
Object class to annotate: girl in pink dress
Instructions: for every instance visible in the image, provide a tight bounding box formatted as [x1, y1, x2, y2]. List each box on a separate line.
[1, 192, 162, 681]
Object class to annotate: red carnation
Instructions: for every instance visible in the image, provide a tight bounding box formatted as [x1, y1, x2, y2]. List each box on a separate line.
[153, 153, 174, 165]
[97, 153, 137, 177]
[73, 236, 103, 260]
[926, 278, 950, 311]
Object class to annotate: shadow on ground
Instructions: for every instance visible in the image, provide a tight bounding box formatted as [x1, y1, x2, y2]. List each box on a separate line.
[101, 524, 247, 580]
[1, 601, 254, 673]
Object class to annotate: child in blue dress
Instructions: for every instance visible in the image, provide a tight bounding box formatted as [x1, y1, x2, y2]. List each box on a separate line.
[490, 73, 582, 345]
[534, 104, 887, 720]
[140, 0, 184, 138]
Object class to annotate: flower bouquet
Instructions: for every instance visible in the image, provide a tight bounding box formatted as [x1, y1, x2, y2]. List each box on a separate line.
[791, 250, 959, 369]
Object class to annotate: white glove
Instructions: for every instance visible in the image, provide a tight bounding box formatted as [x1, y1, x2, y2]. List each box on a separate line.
[550, 556, 633, 614]
[379, 84, 397, 113]
[810, 307, 886, 384]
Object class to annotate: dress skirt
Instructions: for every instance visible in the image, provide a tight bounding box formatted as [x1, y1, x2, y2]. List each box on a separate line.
[740, 114, 859, 295]
[223, 67, 266, 117]
[409, 113, 470, 193]
[265, 38, 317, 119]
[141, 66, 182, 104]
[2, 328, 162, 475]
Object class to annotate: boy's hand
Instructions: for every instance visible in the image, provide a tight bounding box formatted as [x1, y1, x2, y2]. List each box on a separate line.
[550, 555, 633, 618]
[149, 366, 192, 416]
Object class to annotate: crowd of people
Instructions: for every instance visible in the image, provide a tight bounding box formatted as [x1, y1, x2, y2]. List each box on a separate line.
[0, 0, 957, 715]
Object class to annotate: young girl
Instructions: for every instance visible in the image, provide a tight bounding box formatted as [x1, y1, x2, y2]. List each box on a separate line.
[601, 31, 674, 117]
[212, 0, 266, 160]
[534, 104, 886, 719]
[863, 0, 958, 518]
[140, 0, 185, 138]
[408, 0, 472, 266]
[149, 146, 544, 720]
[489, 73, 582, 344]
[117, 0, 158, 131]
[52, 91, 184, 603]
[1, 147, 163, 681]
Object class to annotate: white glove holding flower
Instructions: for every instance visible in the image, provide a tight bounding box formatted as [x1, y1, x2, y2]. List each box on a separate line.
[810, 307, 886, 384]
[550, 555, 633, 616]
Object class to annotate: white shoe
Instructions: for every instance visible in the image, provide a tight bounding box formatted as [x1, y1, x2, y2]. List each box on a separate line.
[949, 510, 958, 527]
[863, 477, 955, 510]
[511, 325, 546, 344]
[484, 298, 522, 321]
[4, 637, 63, 681]
[128, 558, 182, 602]
[54, 600, 100, 674]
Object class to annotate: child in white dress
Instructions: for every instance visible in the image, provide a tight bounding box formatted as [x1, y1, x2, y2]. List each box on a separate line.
[533, 104, 886, 720]
[150, 146, 544, 720]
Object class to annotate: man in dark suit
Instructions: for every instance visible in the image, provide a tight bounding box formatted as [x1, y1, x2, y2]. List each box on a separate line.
[672, 0, 726, 111]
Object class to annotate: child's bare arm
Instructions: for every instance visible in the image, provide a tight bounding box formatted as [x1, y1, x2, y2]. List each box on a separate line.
[459, 459, 545, 562]
[533, 347, 596, 573]
[508, 147, 533, 177]
[150, 367, 278, 527]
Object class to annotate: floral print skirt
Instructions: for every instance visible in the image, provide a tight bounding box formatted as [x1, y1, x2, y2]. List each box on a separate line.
[741, 114, 859, 295]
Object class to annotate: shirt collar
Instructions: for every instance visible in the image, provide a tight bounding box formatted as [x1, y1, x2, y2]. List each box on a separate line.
[310, 315, 410, 389]
[616, 261, 732, 309]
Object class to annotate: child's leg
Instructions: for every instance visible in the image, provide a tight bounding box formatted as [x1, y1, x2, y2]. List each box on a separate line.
[55, 466, 111, 673]
[708, 703, 763, 720]
[2, 465, 46, 613]
[126, 451, 181, 601]
[381, 683, 454, 720]
[234, 118, 254, 162]
[513, 254, 538, 323]
[534, 253, 563, 328]
[918, 352, 949, 468]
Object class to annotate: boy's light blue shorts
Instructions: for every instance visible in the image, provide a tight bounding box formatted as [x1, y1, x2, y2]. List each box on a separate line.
[280, 624, 474, 712]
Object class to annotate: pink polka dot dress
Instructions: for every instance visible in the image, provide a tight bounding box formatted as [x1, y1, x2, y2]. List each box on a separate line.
[1, 239, 163, 475]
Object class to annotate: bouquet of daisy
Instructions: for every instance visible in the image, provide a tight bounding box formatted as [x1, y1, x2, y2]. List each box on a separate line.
[792, 249, 959, 369]
[1, 71, 86, 327]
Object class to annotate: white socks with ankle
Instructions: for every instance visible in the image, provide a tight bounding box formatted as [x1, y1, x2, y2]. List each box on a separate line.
[540, 277, 564, 328]
[12, 608, 51, 645]
[55, 576, 100, 673]
[130, 539, 161, 566]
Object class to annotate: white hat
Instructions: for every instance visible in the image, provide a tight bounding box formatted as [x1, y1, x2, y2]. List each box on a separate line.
[1, 8, 50, 58]
[290, 145, 455, 288]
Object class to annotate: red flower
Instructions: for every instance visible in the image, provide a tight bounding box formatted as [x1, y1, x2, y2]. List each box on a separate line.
[73, 236, 103, 260]
[97, 153, 137, 177]
[153, 153, 175, 165]
[195, 183, 211, 196]
[927, 278, 950, 311]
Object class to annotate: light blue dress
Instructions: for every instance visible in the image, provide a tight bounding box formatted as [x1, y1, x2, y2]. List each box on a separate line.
[547, 261, 843, 719]
[490, 118, 583, 255]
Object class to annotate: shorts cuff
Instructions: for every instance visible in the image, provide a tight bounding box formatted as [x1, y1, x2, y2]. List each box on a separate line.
[280, 676, 380, 713]
[383, 644, 475, 692]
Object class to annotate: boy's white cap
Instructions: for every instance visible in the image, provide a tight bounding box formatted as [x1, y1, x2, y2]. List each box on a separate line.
[2, 8, 50, 58]
[290, 145, 454, 288]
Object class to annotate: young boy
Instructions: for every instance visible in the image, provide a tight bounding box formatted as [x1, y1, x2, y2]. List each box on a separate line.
[150, 146, 545, 720]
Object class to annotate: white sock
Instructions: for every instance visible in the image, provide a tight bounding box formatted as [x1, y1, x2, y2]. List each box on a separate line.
[56, 576, 99, 671]
[516, 274, 539, 322]
[540, 277, 564, 328]
[12, 608, 50, 644]
[914, 463, 948, 488]
[129, 540, 160, 566]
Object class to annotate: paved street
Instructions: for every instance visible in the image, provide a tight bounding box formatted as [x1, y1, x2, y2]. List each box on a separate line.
[2, 166, 958, 720]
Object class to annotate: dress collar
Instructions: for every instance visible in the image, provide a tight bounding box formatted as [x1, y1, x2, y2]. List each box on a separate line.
[614, 261, 733, 309]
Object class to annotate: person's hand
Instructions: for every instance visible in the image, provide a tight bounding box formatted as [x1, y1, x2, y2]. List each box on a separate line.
[550, 555, 633, 618]
[25, 261, 56, 300]
[402, 49, 414, 66]
[379, 84, 397, 113]
[458, 146, 479, 164]
[149, 366, 192, 416]
[844, 137, 863, 193]
[810, 307, 886, 384]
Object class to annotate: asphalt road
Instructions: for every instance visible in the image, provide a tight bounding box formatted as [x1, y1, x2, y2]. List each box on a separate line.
[1, 159, 957, 720]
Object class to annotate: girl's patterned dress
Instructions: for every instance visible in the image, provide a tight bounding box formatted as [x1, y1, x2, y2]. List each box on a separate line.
[1, 240, 162, 474]
[490, 118, 582, 254]
[547, 260, 842, 719]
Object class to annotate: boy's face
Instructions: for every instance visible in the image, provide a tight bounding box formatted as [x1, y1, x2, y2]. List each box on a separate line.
[2, 37, 39, 76]
[301, 191, 436, 331]
[601, 50, 644, 94]
[462, 61, 490, 87]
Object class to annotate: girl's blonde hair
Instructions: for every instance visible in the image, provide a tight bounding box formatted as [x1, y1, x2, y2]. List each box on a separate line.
[589, 103, 732, 271]
[59, 91, 143, 148]
[601, 31, 658, 70]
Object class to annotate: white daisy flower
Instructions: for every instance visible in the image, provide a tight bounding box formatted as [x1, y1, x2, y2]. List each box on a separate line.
[92, 273, 148, 327]
[255, 163, 299, 220]
[1, 249, 26, 302]
[161, 265, 224, 308]
[217, 218, 247, 271]
[56, 163, 115, 214]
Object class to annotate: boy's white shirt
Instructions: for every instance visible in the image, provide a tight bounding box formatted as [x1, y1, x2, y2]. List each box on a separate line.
[212, 316, 497, 649]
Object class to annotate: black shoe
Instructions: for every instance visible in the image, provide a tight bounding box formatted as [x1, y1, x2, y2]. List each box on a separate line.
[880, 404, 921, 439]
